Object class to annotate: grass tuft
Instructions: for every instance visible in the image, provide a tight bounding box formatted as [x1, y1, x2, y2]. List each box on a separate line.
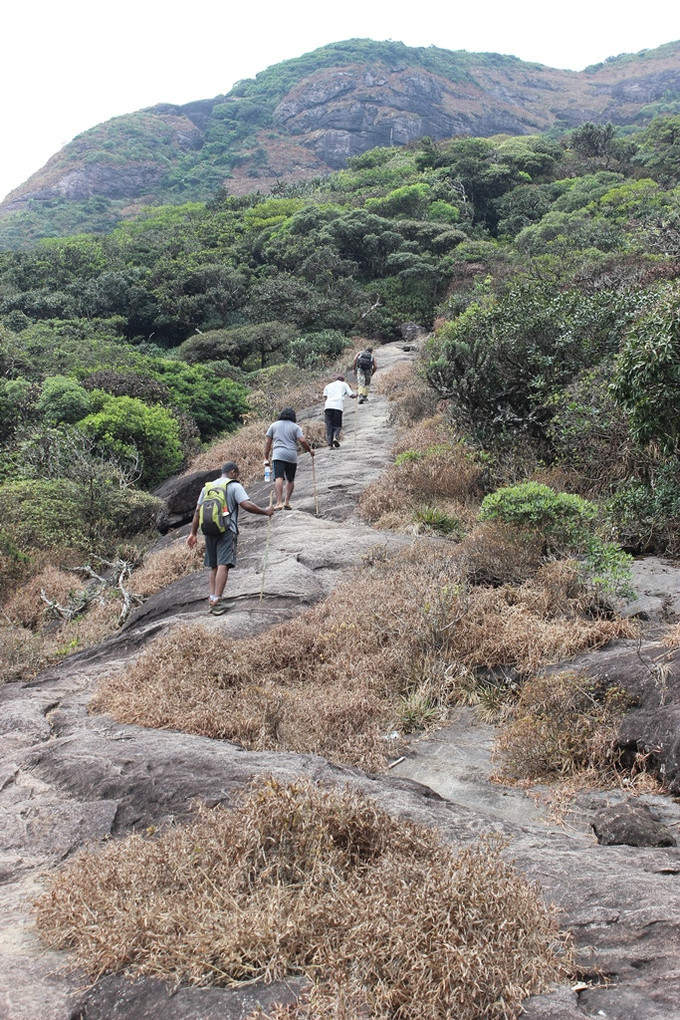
[36, 779, 572, 1017]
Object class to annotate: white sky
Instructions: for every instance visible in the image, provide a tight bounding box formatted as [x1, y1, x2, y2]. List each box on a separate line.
[2, 0, 679, 201]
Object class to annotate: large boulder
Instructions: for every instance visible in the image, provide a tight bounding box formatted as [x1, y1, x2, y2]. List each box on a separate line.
[153, 469, 216, 530]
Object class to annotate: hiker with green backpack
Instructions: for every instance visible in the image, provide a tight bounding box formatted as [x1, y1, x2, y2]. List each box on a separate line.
[187, 461, 274, 615]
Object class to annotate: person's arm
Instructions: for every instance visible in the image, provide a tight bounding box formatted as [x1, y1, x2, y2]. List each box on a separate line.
[240, 499, 274, 517]
[371, 357, 378, 373]
[299, 434, 315, 457]
[353, 352, 359, 369]
[344, 382, 356, 399]
[187, 508, 200, 548]
[264, 434, 273, 463]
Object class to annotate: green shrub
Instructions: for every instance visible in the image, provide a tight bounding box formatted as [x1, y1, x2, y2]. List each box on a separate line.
[0, 479, 161, 554]
[0, 378, 38, 440]
[77, 395, 183, 487]
[286, 330, 346, 369]
[604, 460, 680, 555]
[612, 281, 680, 453]
[479, 482, 596, 543]
[479, 483, 632, 597]
[36, 375, 92, 425]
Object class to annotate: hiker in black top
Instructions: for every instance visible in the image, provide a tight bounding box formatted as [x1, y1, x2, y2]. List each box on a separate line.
[353, 347, 377, 404]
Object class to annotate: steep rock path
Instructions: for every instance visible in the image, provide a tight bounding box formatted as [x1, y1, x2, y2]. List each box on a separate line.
[1, 341, 680, 1019]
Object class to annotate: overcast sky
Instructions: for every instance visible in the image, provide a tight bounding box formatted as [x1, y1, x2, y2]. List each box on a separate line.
[2, 0, 679, 201]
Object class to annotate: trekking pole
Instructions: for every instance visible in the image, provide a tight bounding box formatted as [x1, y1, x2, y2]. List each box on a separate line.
[259, 490, 275, 602]
[311, 454, 320, 517]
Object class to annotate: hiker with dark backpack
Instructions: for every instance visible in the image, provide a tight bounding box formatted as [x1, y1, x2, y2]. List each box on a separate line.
[187, 461, 274, 615]
[353, 347, 377, 404]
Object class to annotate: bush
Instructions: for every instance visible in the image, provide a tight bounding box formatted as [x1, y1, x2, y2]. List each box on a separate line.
[0, 378, 39, 440]
[0, 478, 162, 556]
[612, 281, 680, 453]
[285, 329, 346, 369]
[36, 375, 92, 425]
[604, 460, 680, 555]
[479, 483, 632, 597]
[479, 482, 596, 543]
[36, 779, 572, 1016]
[78, 394, 183, 487]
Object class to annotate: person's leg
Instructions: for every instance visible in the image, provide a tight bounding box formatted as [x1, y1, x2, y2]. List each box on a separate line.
[205, 538, 219, 607]
[273, 461, 285, 509]
[284, 461, 297, 508]
[364, 370, 372, 400]
[210, 534, 237, 614]
[357, 368, 367, 402]
[324, 408, 334, 447]
[215, 564, 229, 598]
[332, 409, 342, 445]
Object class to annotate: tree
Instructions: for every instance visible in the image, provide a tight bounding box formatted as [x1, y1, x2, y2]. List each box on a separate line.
[78, 395, 184, 487]
[612, 282, 680, 453]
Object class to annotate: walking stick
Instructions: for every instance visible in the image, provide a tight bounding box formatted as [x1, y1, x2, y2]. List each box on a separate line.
[259, 490, 275, 602]
[311, 454, 320, 517]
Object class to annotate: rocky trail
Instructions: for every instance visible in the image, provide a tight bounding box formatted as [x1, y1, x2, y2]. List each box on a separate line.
[2, 341, 680, 1019]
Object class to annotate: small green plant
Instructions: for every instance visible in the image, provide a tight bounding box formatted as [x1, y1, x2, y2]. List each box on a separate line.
[397, 683, 442, 732]
[415, 505, 461, 536]
[395, 449, 423, 465]
[582, 537, 634, 598]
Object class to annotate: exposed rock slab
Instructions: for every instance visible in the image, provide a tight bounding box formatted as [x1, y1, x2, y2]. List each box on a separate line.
[2, 341, 680, 1019]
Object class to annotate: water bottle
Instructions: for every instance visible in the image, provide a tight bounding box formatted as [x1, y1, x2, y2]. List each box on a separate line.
[264, 462, 271, 483]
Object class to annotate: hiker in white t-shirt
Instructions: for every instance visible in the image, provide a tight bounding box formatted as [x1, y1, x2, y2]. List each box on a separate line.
[322, 375, 356, 448]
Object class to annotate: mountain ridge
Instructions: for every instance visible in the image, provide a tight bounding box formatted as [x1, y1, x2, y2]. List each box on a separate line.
[2, 36, 680, 245]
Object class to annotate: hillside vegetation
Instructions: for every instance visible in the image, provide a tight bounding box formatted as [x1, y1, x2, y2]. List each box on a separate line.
[2, 114, 680, 693]
[2, 37, 680, 244]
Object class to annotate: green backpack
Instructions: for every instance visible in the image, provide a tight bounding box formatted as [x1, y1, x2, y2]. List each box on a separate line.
[199, 480, 236, 536]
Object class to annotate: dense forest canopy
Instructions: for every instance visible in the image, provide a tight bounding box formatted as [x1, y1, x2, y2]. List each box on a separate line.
[2, 113, 680, 598]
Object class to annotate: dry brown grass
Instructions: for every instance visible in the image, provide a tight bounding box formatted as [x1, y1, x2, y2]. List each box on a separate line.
[0, 562, 124, 684]
[373, 359, 438, 426]
[664, 622, 680, 650]
[359, 416, 484, 532]
[94, 543, 633, 770]
[494, 671, 635, 782]
[130, 539, 204, 598]
[0, 623, 46, 684]
[36, 778, 572, 1017]
[3, 566, 77, 629]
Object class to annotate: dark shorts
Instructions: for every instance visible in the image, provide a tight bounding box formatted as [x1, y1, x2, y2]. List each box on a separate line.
[204, 530, 238, 569]
[273, 459, 297, 482]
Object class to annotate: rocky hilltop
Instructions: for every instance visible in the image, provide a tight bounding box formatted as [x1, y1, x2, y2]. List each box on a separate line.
[2, 37, 680, 243]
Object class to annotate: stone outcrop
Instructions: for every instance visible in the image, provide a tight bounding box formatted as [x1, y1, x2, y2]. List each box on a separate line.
[592, 801, 677, 847]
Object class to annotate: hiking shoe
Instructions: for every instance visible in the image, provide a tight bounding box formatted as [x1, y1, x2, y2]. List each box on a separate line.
[210, 599, 228, 616]
[333, 439, 341, 448]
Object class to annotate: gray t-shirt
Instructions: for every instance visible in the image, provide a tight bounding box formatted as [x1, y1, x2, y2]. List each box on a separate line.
[266, 420, 304, 463]
[196, 476, 249, 533]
